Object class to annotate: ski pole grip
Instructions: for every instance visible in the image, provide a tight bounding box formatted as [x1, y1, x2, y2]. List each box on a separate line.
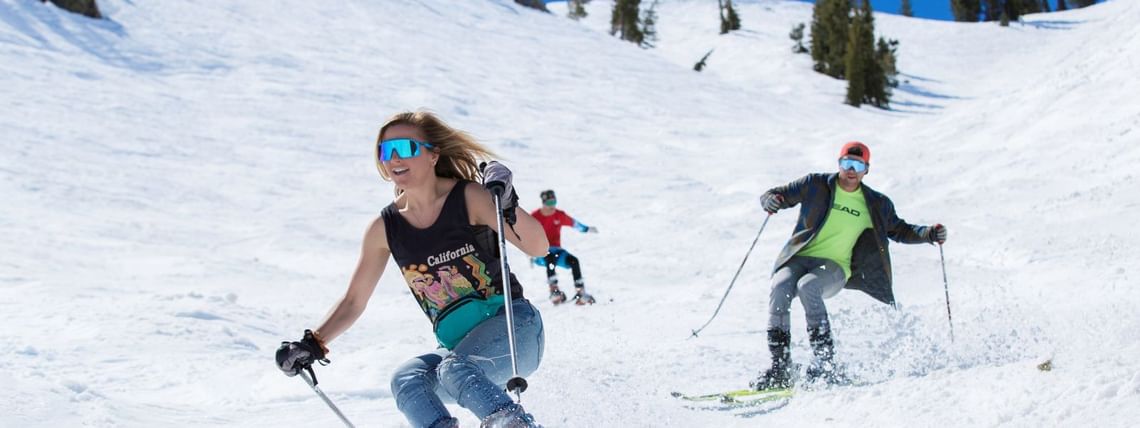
[486, 181, 507, 197]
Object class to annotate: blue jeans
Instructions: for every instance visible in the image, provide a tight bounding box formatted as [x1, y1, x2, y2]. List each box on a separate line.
[391, 299, 544, 428]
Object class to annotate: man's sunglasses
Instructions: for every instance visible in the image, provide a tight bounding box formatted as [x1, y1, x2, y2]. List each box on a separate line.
[378, 138, 434, 162]
[839, 158, 867, 173]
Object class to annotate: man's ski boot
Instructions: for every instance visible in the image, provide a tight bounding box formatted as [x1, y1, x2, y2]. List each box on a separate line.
[549, 285, 567, 305]
[572, 288, 596, 305]
[804, 327, 852, 386]
[751, 329, 793, 391]
[480, 403, 541, 428]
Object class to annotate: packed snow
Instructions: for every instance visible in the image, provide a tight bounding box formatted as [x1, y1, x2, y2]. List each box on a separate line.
[1, 0, 1137, 426]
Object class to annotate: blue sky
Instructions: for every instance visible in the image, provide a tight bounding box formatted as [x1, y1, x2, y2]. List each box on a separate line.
[812, 1, 1078, 21]
[543, 1, 1086, 22]
[872, 0, 955, 20]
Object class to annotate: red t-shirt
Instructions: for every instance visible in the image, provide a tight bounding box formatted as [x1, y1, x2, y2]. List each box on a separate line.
[531, 208, 575, 247]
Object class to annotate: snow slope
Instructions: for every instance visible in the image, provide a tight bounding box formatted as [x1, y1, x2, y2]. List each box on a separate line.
[1, 0, 1137, 426]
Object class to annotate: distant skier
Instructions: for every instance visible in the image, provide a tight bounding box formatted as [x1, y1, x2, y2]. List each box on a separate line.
[530, 189, 598, 305]
[752, 142, 947, 389]
[275, 111, 548, 427]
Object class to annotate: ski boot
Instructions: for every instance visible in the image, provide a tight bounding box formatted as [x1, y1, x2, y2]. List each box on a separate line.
[480, 403, 541, 428]
[548, 285, 567, 305]
[572, 288, 596, 305]
[804, 327, 852, 386]
[750, 329, 793, 391]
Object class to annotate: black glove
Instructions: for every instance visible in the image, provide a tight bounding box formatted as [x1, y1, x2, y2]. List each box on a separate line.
[275, 329, 328, 376]
[481, 161, 518, 225]
[930, 223, 947, 244]
[501, 188, 519, 226]
[761, 193, 784, 214]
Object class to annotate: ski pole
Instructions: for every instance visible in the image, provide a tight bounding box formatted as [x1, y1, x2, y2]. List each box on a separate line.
[490, 189, 528, 401]
[298, 367, 356, 428]
[690, 213, 772, 338]
[939, 243, 954, 344]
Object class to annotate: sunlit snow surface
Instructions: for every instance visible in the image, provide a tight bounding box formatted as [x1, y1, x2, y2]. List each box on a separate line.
[1, 0, 1138, 426]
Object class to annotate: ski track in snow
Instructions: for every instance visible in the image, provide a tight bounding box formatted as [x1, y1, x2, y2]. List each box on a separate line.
[1, 0, 1138, 426]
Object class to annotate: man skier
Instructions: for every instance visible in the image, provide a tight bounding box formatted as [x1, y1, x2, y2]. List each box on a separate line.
[752, 142, 948, 389]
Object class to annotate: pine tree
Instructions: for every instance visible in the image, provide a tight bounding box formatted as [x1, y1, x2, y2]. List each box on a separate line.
[984, 0, 1001, 21]
[1058, 0, 1068, 11]
[719, 0, 742, 34]
[568, 0, 588, 20]
[641, 0, 659, 48]
[810, 0, 829, 73]
[1041, 0, 1051, 13]
[727, 1, 742, 31]
[999, 9, 1010, 26]
[951, 0, 981, 22]
[43, 0, 101, 18]
[611, 0, 645, 45]
[901, 0, 914, 17]
[790, 23, 809, 54]
[1006, 0, 1023, 22]
[861, 1, 889, 108]
[875, 37, 900, 88]
[1023, 0, 1042, 14]
[810, 0, 851, 78]
[845, 1, 889, 108]
[844, 8, 870, 106]
[1071, 0, 1096, 7]
[694, 49, 714, 72]
[825, 0, 851, 78]
[514, 0, 549, 12]
[611, 3, 621, 35]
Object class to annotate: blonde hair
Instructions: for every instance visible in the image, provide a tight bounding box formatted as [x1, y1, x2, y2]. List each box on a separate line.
[375, 111, 497, 185]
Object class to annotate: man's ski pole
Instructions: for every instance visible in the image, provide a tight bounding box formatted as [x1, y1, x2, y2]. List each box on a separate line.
[690, 213, 772, 338]
[298, 367, 356, 428]
[939, 243, 954, 344]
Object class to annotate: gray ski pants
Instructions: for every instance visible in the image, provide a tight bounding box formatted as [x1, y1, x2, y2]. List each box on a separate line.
[768, 256, 846, 332]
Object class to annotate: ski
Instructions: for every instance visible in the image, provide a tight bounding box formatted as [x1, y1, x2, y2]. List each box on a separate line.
[671, 387, 794, 404]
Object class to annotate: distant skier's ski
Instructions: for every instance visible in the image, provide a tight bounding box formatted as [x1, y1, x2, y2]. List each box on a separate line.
[671, 387, 793, 405]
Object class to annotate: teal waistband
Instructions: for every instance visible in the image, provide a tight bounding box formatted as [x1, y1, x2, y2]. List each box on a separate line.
[434, 295, 505, 349]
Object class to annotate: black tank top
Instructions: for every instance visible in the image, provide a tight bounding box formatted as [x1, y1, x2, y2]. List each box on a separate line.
[381, 181, 524, 331]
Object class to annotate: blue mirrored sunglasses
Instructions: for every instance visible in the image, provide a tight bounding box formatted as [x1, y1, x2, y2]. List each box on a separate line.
[378, 138, 434, 162]
[839, 158, 867, 173]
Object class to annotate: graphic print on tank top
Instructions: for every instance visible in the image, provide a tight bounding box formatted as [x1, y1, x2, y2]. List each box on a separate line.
[399, 247, 493, 319]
